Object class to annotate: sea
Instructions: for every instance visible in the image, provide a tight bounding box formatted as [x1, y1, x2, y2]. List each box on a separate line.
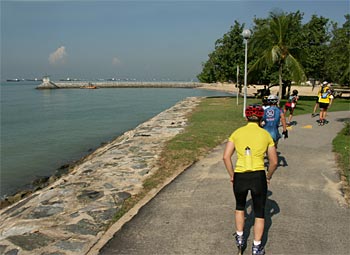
[0, 81, 232, 198]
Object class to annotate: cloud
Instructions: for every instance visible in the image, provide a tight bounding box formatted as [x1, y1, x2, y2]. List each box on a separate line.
[49, 46, 67, 64]
[112, 57, 122, 66]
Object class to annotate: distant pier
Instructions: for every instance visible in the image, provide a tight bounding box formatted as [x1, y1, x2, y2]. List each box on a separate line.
[36, 78, 205, 89]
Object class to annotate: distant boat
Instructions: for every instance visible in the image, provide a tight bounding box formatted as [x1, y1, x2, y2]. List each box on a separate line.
[6, 79, 20, 82]
[80, 83, 98, 89]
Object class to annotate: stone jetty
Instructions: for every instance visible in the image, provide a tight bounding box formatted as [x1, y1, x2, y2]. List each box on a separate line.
[36, 79, 205, 89]
[0, 97, 202, 255]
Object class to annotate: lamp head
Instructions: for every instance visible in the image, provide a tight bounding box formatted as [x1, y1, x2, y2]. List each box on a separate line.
[242, 29, 251, 39]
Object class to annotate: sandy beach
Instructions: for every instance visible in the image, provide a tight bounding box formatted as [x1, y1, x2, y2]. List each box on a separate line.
[198, 83, 319, 97]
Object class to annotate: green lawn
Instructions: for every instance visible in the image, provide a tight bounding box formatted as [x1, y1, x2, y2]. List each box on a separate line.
[332, 122, 350, 201]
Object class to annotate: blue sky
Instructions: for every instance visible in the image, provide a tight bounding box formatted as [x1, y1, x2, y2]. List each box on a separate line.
[1, 0, 349, 81]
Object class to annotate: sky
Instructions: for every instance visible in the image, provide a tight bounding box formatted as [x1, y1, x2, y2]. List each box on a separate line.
[1, 0, 349, 81]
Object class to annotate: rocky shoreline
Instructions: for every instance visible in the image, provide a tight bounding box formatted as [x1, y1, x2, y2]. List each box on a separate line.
[0, 97, 202, 255]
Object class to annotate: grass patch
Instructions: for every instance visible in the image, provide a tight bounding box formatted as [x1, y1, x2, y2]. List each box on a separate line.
[113, 96, 350, 222]
[332, 122, 350, 203]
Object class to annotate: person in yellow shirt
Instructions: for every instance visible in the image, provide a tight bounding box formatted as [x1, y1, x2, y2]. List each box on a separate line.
[223, 104, 278, 255]
[312, 81, 328, 117]
[318, 83, 334, 125]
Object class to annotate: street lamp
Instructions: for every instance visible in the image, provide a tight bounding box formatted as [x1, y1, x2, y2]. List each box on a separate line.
[242, 29, 251, 117]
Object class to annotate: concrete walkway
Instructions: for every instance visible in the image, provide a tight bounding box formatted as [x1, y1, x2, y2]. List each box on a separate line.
[98, 111, 350, 255]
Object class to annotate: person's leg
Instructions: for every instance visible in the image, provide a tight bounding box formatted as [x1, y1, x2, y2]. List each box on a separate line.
[235, 210, 245, 232]
[288, 108, 295, 124]
[320, 109, 325, 120]
[324, 107, 329, 121]
[250, 171, 267, 240]
[233, 173, 249, 251]
[253, 218, 265, 241]
[233, 174, 249, 234]
[312, 102, 319, 116]
[251, 171, 268, 254]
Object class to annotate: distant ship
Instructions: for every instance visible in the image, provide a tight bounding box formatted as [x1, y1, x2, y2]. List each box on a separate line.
[6, 79, 21, 82]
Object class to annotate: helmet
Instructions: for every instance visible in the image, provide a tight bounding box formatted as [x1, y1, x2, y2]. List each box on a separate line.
[267, 95, 279, 105]
[322, 81, 328, 86]
[245, 104, 264, 120]
[292, 89, 298, 95]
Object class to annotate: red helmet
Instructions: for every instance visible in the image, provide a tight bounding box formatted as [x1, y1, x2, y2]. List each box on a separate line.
[245, 104, 264, 120]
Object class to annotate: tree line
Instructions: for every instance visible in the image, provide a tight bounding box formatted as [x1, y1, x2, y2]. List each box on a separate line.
[197, 11, 350, 96]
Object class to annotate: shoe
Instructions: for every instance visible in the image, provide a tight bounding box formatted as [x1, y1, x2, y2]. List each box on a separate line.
[252, 243, 265, 255]
[312, 113, 317, 117]
[234, 233, 245, 248]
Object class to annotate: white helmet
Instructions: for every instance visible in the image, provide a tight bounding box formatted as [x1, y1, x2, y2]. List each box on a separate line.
[267, 94, 279, 105]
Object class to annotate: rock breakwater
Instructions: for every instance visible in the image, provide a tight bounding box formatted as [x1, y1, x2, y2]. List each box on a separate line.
[36, 81, 205, 89]
[0, 97, 202, 255]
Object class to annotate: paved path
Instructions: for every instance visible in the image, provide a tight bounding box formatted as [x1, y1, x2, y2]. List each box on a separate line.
[99, 111, 350, 255]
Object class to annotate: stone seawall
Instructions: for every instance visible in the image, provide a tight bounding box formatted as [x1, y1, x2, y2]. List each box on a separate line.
[0, 97, 202, 255]
[37, 81, 206, 89]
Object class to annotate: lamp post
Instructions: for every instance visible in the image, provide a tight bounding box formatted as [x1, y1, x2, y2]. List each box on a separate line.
[242, 29, 251, 117]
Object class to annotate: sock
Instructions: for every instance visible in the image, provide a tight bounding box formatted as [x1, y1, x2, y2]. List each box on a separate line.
[253, 240, 261, 246]
[236, 231, 243, 236]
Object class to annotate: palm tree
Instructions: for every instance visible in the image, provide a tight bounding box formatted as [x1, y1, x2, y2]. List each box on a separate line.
[249, 12, 306, 98]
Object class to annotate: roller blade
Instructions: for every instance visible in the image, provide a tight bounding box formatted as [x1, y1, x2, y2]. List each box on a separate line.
[237, 245, 243, 255]
[234, 233, 245, 255]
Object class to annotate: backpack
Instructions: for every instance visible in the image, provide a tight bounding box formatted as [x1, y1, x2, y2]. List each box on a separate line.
[321, 87, 330, 99]
[288, 95, 297, 103]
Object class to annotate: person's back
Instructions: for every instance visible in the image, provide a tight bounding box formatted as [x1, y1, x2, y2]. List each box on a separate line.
[263, 105, 282, 142]
[318, 86, 332, 103]
[287, 94, 298, 105]
[231, 122, 273, 172]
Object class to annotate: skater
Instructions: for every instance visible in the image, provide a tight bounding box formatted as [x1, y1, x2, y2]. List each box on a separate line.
[223, 104, 278, 255]
[262, 95, 288, 147]
[318, 83, 334, 125]
[312, 81, 327, 117]
[284, 89, 299, 126]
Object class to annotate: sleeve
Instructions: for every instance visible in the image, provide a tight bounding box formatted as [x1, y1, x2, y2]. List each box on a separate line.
[267, 133, 275, 147]
[228, 131, 236, 142]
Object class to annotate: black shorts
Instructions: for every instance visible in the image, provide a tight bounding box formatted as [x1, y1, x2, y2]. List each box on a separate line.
[233, 170, 267, 218]
[319, 102, 329, 110]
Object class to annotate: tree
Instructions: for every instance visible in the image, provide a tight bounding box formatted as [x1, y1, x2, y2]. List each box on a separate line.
[300, 15, 330, 82]
[324, 15, 350, 85]
[197, 21, 245, 83]
[248, 11, 306, 98]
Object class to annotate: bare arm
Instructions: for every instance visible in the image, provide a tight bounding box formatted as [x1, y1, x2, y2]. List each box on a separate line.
[223, 141, 235, 182]
[329, 96, 334, 108]
[266, 145, 278, 181]
[280, 111, 287, 132]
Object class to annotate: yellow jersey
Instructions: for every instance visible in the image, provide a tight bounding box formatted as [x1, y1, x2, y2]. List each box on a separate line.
[318, 86, 333, 104]
[229, 122, 275, 173]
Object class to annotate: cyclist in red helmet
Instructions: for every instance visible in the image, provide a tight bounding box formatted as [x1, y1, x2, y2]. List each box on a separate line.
[223, 104, 278, 255]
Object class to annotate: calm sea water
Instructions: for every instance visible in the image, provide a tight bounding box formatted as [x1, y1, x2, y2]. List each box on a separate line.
[0, 81, 232, 197]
